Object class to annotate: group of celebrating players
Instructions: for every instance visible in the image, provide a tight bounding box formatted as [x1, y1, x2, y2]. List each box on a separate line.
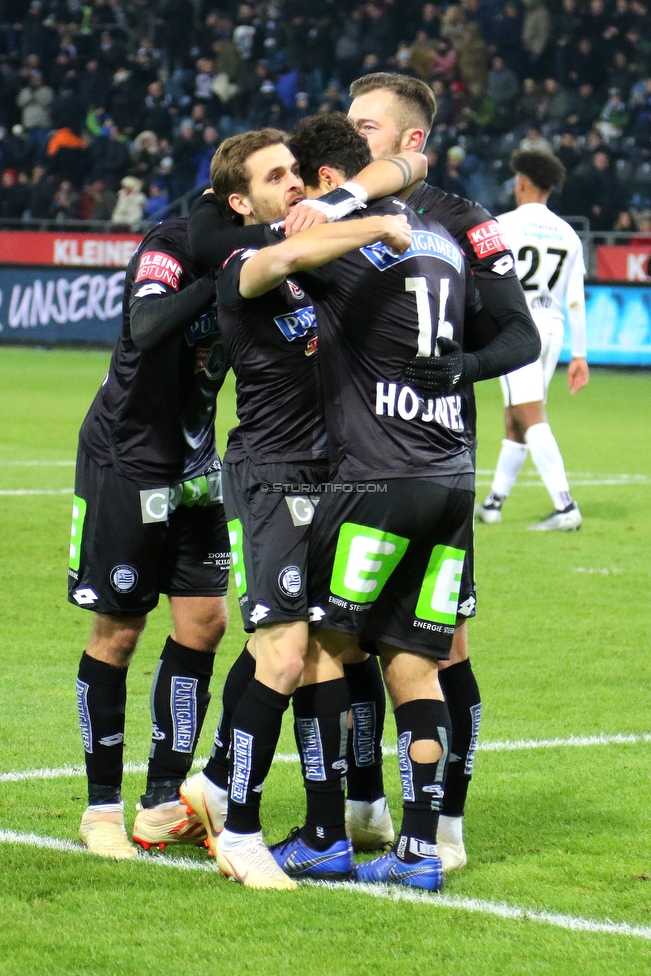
[68, 72, 587, 891]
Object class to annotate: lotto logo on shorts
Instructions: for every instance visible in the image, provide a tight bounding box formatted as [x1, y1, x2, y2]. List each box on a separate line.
[295, 717, 326, 782]
[135, 251, 183, 290]
[231, 728, 254, 803]
[110, 565, 138, 593]
[171, 676, 198, 753]
[467, 220, 509, 258]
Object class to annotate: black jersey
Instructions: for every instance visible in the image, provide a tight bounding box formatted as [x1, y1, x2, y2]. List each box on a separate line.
[215, 226, 328, 465]
[301, 198, 481, 483]
[407, 183, 516, 280]
[80, 218, 228, 484]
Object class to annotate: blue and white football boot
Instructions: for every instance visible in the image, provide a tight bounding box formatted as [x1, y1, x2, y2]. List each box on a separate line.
[353, 837, 444, 892]
[270, 827, 354, 880]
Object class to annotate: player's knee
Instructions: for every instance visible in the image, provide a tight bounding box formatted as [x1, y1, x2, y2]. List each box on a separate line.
[88, 616, 145, 667]
[409, 738, 443, 765]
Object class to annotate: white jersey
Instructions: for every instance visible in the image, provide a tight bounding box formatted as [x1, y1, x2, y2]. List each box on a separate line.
[497, 202, 587, 357]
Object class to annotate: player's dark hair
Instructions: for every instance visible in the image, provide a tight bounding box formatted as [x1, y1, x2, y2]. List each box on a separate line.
[510, 149, 566, 193]
[210, 127, 288, 207]
[349, 72, 436, 138]
[289, 113, 372, 189]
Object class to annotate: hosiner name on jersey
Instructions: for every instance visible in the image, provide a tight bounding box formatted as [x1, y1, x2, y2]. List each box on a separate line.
[375, 382, 463, 431]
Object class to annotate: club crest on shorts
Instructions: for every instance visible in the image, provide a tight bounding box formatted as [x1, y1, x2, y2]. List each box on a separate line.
[110, 565, 138, 593]
[278, 565, 302, 598]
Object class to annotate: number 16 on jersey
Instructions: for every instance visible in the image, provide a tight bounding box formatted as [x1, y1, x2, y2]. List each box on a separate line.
[405, 277, 453, 357]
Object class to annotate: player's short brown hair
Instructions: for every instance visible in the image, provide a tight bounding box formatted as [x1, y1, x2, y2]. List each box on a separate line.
[349, 72, 436, 137]
[510, 149, 566, 193]
[209, 128, 289, 206]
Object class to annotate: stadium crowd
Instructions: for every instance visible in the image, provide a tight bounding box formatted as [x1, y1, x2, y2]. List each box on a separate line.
[1, 0, 651, 229]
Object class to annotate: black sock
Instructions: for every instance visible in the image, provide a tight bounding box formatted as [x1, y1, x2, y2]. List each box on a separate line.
[204, 644, 255, 790]
[344, 656, 386, 803]
[293, 678, 349, 850]
[225, 679, 290, 834]
[76, 651, 128, 806]
[143, 636, 215, 806]
[393, 699, 451, 863]
[438, 659, 481, 818]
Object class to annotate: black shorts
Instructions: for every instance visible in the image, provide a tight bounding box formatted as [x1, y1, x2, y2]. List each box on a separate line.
[68, 448, 230, 616]
[223, 457, 329, 632]
[307, 478, 475, 659]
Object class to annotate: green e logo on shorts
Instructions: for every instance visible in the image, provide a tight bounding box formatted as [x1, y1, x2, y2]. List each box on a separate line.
[227, 518, 247, 597]
[330, 523, 410, 604]
[69, 495, 87, 571]
[415, 545, 466, 625]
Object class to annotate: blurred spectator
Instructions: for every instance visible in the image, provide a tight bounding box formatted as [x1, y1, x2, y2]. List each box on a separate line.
[561, 149, 627, 229]
[457, 23, 488, 96]
[630, 210, 651, 241]
[487, 56, 519, 109]
[170, 119, 199, 198]
[2, 124, 35, 172]
[440, 146, 468, 196]
[130, 129, 161, 182]
[91, 122, 130, 189]
[522, 0, 552, 75]
[0, 168, 29, 220]
[16, 69, 53, 152]
[80, 178, 117, 221]
[612, 209, 635, 234]
[26, 164, 56, 218]
[111, 174, 146, 225]
[596, 88, 630, 141]
[52, 178, 81, 221]
[143, 180, 169, 220]
[46, 125, 90, 183]
[192, 125, 219, 187]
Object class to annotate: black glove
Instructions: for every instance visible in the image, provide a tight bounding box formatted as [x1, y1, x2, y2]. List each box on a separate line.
[402, 337, 472, 396]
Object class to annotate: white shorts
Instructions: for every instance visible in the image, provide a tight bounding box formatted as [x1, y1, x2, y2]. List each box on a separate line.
[500, 320, 564, 407]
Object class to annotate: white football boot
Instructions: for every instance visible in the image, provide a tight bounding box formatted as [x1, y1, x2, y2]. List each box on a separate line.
[528, 501, 582, 531]
[345, 797, 395, 852]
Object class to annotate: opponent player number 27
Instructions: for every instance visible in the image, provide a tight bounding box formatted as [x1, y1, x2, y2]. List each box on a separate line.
[405, 276, 453, 357]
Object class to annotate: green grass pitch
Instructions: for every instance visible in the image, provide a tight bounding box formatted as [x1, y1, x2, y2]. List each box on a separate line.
[0, 346, 650, 976]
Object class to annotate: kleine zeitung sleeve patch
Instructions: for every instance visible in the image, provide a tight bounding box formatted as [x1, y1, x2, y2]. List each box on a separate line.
[135, 250, 184, 290]
[467, 220, 510, 258]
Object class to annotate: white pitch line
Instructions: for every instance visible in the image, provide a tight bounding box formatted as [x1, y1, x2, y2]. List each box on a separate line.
[2, 733, 651, 784]
[0, 829, 649, 943]
[3, 461, 75, 466]
[0, 488, 73, 496]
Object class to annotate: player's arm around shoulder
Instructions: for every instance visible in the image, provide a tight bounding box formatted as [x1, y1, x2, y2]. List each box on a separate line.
[237, 214, 412, 299]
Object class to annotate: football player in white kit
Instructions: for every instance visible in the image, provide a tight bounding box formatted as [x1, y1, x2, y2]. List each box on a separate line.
[476, 150, 589, 530]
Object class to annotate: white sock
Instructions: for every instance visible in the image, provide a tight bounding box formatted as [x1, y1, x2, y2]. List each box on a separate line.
[218, 827, 262, 851]
[489, 439, 529, 499]
[201, 771, 228, 811]
[347, 796, 388, 819]
[88, 802, 124, 814]
[525, 422, 572, 511]
[438, 814, 463, 846]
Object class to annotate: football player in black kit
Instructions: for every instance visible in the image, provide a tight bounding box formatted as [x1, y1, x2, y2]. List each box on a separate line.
[340, 72, 540, 873]
[177, 127, 415, 890]
[267, 115, 539, 891]
[70, 218, 232, 859]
